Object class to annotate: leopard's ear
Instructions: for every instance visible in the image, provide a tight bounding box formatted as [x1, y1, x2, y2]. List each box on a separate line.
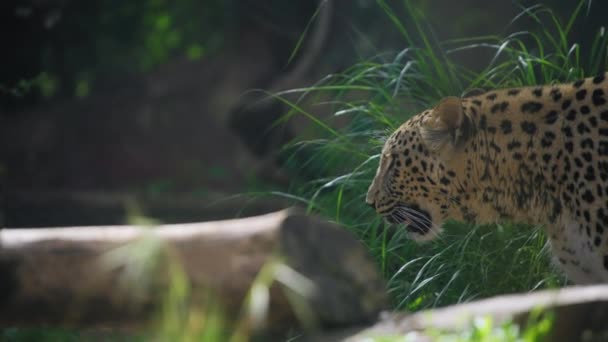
[419, 96, 472, 157]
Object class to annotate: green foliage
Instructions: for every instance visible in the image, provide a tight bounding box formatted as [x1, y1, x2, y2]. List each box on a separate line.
[94, 0, 226, 72]
[280, 0, 608, 314]
[4, 0, 228, 102]
[0, 72, 59, 99]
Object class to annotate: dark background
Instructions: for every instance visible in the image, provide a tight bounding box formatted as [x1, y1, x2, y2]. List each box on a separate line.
[1, 0, 606, 227]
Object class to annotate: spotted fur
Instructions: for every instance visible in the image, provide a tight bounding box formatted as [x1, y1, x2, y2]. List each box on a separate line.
[366, 73, 608, 283]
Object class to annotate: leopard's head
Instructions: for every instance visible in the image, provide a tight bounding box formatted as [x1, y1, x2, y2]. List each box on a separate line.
[366, 97, 474, 241]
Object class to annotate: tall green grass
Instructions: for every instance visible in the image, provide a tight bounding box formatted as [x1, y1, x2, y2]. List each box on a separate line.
[278, 0, 607, 312]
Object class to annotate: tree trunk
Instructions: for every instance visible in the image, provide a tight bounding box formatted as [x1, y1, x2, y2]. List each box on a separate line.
[0, 209, 387, 331]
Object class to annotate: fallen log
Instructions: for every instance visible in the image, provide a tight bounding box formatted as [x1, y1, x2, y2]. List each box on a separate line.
[0, 209, 387, 331]
[318, 285, 608, 342]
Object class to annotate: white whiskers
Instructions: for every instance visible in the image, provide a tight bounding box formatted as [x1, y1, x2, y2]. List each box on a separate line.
[390, 205, 444, 241]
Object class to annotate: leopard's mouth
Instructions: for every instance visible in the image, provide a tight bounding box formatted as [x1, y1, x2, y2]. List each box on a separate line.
[384, 203, 433, 235]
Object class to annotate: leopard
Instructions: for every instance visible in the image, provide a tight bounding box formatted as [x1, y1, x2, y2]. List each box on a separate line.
[366, 73, 608, 284]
